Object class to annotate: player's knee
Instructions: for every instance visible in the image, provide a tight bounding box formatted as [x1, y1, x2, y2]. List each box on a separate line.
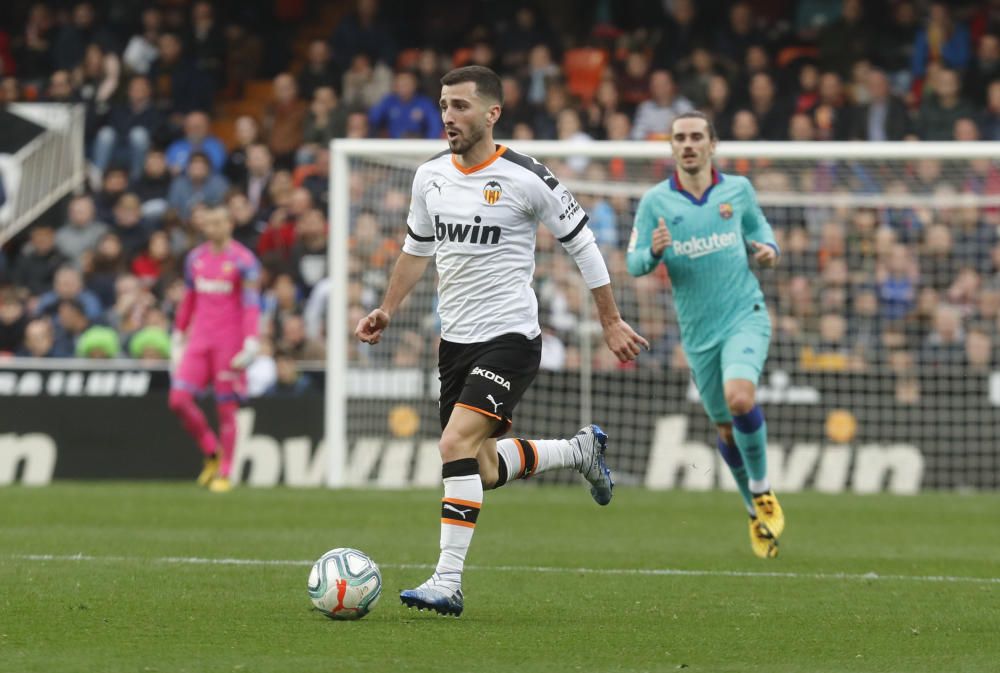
[439, 432, 476, 463]
[168, 388, 192, 413]
[725, 390, 755, 416]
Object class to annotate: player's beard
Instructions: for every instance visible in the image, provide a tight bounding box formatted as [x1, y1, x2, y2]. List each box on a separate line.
[448, 123, 485, 155]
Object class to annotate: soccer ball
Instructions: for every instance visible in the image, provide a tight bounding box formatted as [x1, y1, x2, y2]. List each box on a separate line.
[307, 548, 382, 620]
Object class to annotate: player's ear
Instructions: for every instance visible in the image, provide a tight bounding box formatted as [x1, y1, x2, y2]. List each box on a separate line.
[486, 103, 501, 126]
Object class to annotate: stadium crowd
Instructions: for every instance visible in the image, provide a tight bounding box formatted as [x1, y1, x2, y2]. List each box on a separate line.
[0, 0, 999, 400]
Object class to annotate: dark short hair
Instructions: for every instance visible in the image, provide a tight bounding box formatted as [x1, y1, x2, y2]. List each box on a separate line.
[671, 110, 717, 141]
[440, 66, 503, 106]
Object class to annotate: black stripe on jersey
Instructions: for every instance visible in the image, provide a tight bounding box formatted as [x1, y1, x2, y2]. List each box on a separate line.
[423, 148, 451, 164]
[557, 215, 590, 243]
[500, 148, 561, 190]
[407, 226, 435, 242]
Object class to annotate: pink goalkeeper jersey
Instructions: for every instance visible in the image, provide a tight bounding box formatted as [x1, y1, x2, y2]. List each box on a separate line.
[175, 240, 261, 349]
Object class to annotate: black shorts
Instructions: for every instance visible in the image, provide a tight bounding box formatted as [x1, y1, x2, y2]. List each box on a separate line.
[438, 333, 542, 437]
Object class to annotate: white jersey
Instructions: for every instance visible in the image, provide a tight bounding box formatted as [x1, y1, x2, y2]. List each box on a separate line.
[403, 144, 607, 344]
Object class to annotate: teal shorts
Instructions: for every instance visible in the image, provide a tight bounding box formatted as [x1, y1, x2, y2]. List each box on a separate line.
[686, 312, 771, 424]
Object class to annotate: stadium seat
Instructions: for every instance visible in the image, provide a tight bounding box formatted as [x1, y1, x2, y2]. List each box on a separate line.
[563, 48, 608, 104]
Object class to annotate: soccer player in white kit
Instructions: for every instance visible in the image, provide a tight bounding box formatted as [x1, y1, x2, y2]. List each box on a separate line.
[356, 66, 648, 617]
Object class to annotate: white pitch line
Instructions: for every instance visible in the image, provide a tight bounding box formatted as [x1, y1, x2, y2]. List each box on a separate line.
[8, 553, 1000, 586]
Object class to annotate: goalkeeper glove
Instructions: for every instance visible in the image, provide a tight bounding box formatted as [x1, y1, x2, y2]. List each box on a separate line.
[230, 336, 260, 370]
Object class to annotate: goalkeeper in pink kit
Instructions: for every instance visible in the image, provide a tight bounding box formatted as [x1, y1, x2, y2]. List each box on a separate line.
[169, 207, 262, 492]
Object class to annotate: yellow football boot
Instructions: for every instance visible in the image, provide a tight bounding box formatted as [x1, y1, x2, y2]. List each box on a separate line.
[752, 490, 785, 539]
[197, 454, 219, 487]
[208, 476, 232, 493]
[749, 517, 779, 558]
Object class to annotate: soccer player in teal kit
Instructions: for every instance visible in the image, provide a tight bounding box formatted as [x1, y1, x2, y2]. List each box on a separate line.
[627, 111, 785, 558]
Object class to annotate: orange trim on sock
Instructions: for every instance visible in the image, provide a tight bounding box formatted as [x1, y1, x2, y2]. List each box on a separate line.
[442, 497, 482, 509]
[514, 438, 527, 478]
[441, 518, 476, 528]
[454, 402, 502, 421]
[526, 440, 539, 477]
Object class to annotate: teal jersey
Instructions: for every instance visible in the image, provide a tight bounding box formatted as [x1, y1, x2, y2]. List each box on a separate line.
[627, 170, 777, 354]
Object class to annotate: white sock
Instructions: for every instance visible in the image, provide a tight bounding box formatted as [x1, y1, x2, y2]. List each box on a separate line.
[496, 437, 579, 484]
[435, 473, 482, 591]
[749, 478, 771, 494]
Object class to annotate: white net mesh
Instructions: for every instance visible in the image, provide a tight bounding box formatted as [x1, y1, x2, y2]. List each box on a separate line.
[329, 140, 1000, 492]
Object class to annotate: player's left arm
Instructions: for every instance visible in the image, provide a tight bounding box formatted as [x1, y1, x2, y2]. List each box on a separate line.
[231, 253, 263, 370]
[741, 178, 779, 268]
[532, 175, 648, 361]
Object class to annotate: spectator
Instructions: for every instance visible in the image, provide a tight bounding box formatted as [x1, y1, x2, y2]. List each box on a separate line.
[52, 2, 117, 71]
[631, 70, 694, 140]
[92, 75, 160, 180]
[818, 0, 874, 77]
[916, 68, 975, 140]
[524, 43, 560, 107]
[877, 243, 917, 322]
[263, 73, 308, 168]
[227, 191, 264, 251]
[55, 194, 109, 261]
[730, 109, 760, 141]
[290, 209, 328, 294]
[165, 111, 226, 175]
[704, 74, 736, 141]
[964, 34, 1000, 108]
[242, 143, 275, 215]
[13, 225, 66, 297]
[265, 348, 313, 396]
[0, 289, 28, 355]
[329, 0, 396, 72]
[849, 68, 911, 141]
[35, 265, 103, 322]
[341, 52, 393, 111]
[149, 32, 214, 116]
[44, 69, 77, 103]
[75, 324, 120, 359]
[128, 325, 171, 362]
[75, 43, 121, 143]
[368, 70, 441, 140]
[52, 298, 92, 356]
[131, 230, 175, 288]
[919, 223, 961, 292]
[919, 303, 966, 369]
[300, 86, 347, 159]
[85, 233, 128, 309]
[799, 312, 861, 372]
[122, 8, 162, 76]
[18, 318, 57, 358]
[813, 71, 851, 140]
[11, 4, 56, 87]
[295, 147, 331, 212]
[298, 39, 342, 99]
[714, 1, 765, 65]
[746, 72, 787, 140]
[167, 152, 228, 221]
[258, 182, 310, 265]
[555, 108, 592, 175]
[494, 76, 532, 139]
[131, 149, 172, 223]
[964, 325, 994, 373]
[222, 115, 261, 187]
[910, 2, 971, 80]
[184, 1, 225, 97]
[109, 193, 152, 259]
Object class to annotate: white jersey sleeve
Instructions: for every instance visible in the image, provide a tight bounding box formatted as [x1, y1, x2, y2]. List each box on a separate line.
[402, 164, 438, 257]
[520, 158, 611, 290]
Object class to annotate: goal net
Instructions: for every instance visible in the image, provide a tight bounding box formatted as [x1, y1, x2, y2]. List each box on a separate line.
[326, 140, 1000, 494]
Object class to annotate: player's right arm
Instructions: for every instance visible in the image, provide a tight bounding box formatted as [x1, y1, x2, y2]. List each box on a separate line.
[626, 192, 669, 277]
[356, 169, 436, 345]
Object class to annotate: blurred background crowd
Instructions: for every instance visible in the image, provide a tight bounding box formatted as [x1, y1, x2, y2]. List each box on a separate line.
[0, 0, 998, 400]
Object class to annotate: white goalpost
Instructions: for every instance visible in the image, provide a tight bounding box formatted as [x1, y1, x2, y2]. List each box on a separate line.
[326, 139, 1000, 493]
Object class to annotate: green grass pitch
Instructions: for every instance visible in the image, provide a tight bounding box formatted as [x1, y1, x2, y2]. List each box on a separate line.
[1, 483, 998, 673]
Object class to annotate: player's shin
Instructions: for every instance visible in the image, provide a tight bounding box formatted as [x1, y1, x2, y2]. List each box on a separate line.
[168, 388, 218, 456]
[717, 436, 755, 516]
[216, 400, 238, 477]
[732, 405, 770, 494]
[435, 458, 483, 592]
[494, 437, 577, 485]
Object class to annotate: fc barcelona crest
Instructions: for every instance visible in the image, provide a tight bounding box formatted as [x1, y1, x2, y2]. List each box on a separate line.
[719, 203, 733, 219]
[483, 180, 502, 205]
